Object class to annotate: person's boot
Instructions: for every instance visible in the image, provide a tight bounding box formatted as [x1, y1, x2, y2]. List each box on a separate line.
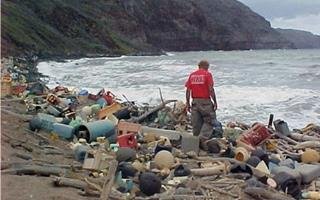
[206, 139, 221, 153]
[199, 137, 209, 151]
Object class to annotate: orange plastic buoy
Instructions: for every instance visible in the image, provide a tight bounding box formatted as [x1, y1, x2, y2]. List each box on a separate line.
[154, 150, 174, 169]
[301, 149, 320, 164]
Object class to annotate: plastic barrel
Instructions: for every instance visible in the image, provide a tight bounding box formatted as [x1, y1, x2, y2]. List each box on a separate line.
[34, 113, 57, 132]
[76, 120, 116, 142]
[29, 116, 42, 131]
[53, 123, 74, 140]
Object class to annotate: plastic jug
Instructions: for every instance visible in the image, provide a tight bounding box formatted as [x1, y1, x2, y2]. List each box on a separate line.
[117, 133, 137, 149]
[78, 89, 89, 104]
[240, 123, 271, 147]
[273, 119, 291, 136]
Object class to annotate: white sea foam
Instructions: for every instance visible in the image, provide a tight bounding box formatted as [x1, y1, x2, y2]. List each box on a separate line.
[165, 52, 176, 56]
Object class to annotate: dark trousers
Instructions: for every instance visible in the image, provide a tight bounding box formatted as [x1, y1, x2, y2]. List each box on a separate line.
[191, 98, 216, 143]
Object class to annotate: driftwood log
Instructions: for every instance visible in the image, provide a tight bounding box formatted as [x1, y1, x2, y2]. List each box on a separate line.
[40, 163, 82, 169]
[2, 164, 67, 176]
[85, 177, 105, 186]
[81, 189, 125, 199]
[12, 152, 33, 160]
[1, 161, 32, 170]
[1, 98, 24, 102]
[290, 132, 320, 142]
[277, 146, 301, 157]
[54, 177, 87, 189]
[1, 109, 33, 121]
[196, 156, 245, 166]
[134, 187, 208, 200]
[133, 100, 177, 123]
[79, 189, 100, 197]
[53, 176, 104, 192]
[43, 149, 64, 155]
[293, 141, 320, 150]
[3, 133, 43, 151]
[274, 132, 299, 145]
[190, 164, 230, 176]
[84, 178, 103, 192]
[200, 182, 239, 198]
[244, 186, 295, 200]
[135, 195, 209, 200]
[0, 160, 67, 170]
[100, 160, 118, 200]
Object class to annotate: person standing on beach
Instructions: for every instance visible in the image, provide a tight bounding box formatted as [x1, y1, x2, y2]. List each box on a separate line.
[185, 60, 218, 150]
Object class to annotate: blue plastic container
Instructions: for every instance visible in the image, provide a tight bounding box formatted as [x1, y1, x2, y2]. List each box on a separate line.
[53, 123, 74, 140]
[78, 89, 89, 96]
[78, 89, 89, 104]
[29, 116, 42, 131]
[74, 145, 91, 162]
[76, 120, 116, 142]
[31, 113, 57, 132]
[96, 97, 107, 108]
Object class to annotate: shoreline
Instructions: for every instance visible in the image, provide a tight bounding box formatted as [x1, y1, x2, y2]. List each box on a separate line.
[4, 50, 166, 64]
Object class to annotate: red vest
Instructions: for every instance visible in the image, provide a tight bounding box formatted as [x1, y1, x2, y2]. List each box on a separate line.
[185, 69, 214, 98]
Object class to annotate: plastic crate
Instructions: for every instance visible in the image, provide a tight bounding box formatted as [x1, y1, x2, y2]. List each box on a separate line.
[117, 121, 141, 135]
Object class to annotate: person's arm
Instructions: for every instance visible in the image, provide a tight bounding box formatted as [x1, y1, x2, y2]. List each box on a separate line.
[207, 72, 217, 111]
[209, 87, 217, 111]
[185, 74, 192, 112]
[186, 88, 191, 112]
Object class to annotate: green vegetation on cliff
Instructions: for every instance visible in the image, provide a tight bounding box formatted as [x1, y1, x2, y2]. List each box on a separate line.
[1, 0, 294, 58]
[1, 0, 150, 58]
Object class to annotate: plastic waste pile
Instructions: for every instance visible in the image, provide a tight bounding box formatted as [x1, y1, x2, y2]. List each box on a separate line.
[25, 85, 320, 199]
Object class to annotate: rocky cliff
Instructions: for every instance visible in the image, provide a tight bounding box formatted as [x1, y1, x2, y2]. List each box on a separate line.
[276, 28, 320, 49]
[1, 0, 294, 58]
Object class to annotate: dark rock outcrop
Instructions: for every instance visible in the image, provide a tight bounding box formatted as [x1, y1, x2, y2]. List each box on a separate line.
[276, 28, 320, 49]
[1, 0, 294, 59]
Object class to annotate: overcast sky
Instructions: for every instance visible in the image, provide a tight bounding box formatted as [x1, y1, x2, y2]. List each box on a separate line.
[237, 0, 320, 35]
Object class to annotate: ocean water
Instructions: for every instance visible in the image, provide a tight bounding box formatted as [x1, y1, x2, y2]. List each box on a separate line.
[37, 49, 320, 128]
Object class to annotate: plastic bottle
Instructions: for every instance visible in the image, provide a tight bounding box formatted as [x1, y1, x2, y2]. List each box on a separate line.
[234, 147, 250, 162]
[302, 191, 320, 200]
